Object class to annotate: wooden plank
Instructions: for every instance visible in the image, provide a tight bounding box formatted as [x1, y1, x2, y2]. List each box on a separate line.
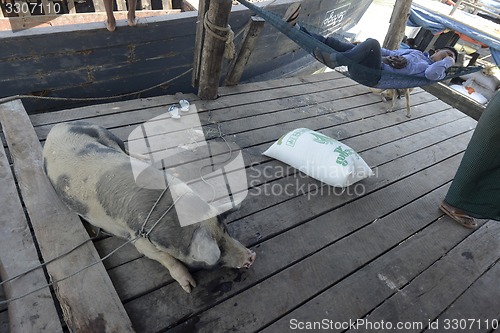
[423, 83, 485, 120]
[0, 311, 9, 333]
[262, 185, 481, 332]
[346, 221, 500, 332]
[93, 98, 467, 269]
[110, 117, 475, 303]
[225, 16, 266, 86]
[0, 137, 63, 332]
[27, 73, 345, 128]
[426, 261, 500, 333]
[126, 149, 471, 332]
[192, 0, 211, 88]
[31, 78, 369, 141]
[0, 100, 134, 333]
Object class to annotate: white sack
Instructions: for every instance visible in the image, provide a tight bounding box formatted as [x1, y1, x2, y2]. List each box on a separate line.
[263, 128, 373, 187]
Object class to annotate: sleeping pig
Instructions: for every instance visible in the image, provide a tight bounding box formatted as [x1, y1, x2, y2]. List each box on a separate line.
[42, 121, 255, 293]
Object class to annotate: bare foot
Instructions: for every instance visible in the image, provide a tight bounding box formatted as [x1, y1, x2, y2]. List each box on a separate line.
[127, 14, 138, 27]
[106, 18, 116, 32]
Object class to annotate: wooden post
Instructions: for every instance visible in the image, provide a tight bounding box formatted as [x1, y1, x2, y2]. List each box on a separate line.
[192, 0, 211, 88]
[225, 16, 265, 87]
[449, 0, 464, 15]
[383, 0, 413, 50]
[197, 0, 233, 100]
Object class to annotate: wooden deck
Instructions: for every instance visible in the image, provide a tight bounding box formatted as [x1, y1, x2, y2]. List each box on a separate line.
[1, 71, 499, 332]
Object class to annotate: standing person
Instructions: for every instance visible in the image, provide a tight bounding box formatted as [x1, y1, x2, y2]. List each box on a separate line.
[104, 0, 138, 32]
[284, 4, 457, 87]
[440, 91, 500, 228]
[439, 92, 500, 229]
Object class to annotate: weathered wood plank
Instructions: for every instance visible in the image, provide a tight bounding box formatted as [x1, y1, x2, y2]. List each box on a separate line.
[31, 78, 370, 141]
[126, 151, 470, 332]
[0, 100, 134, 333]
[27, 73, 344, 128]
[0, 135, 63, 332]
[95, 101, 471, 272]
[345, 221, 500, 333]
[225, 16, 266, 86]
[109, 117, 474, 303]
[0, 311, 9, 333]
[262, 185, 481, 332]
[423, 83, 485, 120]
[425, 261, 500, 333]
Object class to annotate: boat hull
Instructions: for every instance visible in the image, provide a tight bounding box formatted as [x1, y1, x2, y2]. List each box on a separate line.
[0, 0, 372, 112]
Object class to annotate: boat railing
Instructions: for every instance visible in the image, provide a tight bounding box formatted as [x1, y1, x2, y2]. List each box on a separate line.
[449, 0, 500, 20]
[0, 0, 190, 31]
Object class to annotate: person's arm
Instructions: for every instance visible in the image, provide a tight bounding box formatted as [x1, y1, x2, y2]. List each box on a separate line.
[425, 56, 454, 80]
[381, 47, 398, 57]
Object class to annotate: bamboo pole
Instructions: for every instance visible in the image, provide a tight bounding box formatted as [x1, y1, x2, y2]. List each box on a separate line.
[383, 0, 414, 50]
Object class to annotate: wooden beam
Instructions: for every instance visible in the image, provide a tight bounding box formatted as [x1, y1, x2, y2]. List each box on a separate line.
[225, 16, 265, 87]
[192, 0, 210, 88]
[383, 0, 413, 50]
[0, 100, 135, 333]
[197, 0, 233, 99]
[422, 82, 484, 120]
[449, 0, 464, 15]
[0, 134, 63, 333]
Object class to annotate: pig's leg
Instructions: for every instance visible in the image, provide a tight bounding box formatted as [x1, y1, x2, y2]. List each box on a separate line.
[133, 238, 196, 293]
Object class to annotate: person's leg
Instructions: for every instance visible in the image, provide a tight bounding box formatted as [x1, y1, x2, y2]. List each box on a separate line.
[299, 25, 355, 52]
[127, 0, 137, 26]
[343, 38, 381, 68]
[104, 0, 116, 31]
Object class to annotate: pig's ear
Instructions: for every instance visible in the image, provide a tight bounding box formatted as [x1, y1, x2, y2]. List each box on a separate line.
[190, 227, 221, 265]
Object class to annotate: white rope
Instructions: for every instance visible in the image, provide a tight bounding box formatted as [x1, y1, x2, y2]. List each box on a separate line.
[0, 68, 193, 105]
[0, 236, 137, 306]
[199, 123, 234, 204]
[203, 12, 235, 60]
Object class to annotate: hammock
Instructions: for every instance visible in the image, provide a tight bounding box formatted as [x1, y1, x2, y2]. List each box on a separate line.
[237, 0, 482, 89]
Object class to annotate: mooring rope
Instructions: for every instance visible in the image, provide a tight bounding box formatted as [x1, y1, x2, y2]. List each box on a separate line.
[0, 68, 193, 105]
[203, 12, 235, 60]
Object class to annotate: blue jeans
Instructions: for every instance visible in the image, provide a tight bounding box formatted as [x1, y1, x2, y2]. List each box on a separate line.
[301, 26, 382, 86]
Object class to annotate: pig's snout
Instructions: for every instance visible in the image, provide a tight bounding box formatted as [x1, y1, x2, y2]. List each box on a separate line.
[240, 250, 256, 269]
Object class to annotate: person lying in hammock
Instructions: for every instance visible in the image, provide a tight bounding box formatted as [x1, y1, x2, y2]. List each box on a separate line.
[284, 4, 458, 87]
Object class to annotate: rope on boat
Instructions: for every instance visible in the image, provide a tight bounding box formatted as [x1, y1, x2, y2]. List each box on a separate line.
[203, 12, 235, 60]
[0, 67, 193, 105]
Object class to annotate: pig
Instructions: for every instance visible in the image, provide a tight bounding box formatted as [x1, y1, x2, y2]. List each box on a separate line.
[42, 121, 255, 293]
